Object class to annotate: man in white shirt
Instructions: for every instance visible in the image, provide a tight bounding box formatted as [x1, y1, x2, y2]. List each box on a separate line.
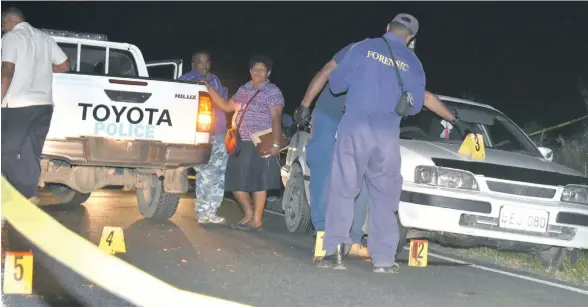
[1, 7, 70, 202]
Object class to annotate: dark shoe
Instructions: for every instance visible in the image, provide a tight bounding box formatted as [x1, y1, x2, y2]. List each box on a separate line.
[315, 243, 346, 270]
[230, 223, 263, 232]
[373, 262, 400, 274]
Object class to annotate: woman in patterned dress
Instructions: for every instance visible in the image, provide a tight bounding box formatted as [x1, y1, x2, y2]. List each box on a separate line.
[204, 54, 285, 232]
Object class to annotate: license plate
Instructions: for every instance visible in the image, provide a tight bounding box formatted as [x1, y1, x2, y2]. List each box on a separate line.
[499, 206, 549, 233]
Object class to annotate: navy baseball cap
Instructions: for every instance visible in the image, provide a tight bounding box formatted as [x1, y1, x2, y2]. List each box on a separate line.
[391, 13, 419, 35]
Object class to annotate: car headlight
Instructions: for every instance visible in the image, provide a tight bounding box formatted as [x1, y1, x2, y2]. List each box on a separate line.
[414, 165, 479, 191]
[561, 185, 588, 205]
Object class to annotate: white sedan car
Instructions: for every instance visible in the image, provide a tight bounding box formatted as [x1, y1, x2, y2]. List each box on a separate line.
[280, 94, 588, 267]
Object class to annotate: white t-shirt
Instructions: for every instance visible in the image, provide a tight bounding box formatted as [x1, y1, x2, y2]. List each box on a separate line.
[1, 22, 68, 108]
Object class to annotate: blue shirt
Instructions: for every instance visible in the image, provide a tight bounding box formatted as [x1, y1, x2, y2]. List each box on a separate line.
[312, 42, 357, 121]
[282, 113, 293, 128]
[329, 32, 426, 128]
[178, 70, 228, 136]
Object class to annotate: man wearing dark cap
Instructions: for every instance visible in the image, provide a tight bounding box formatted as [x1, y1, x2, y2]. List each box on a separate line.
[315, 13, 426, 273]
[298, 13, 465, 263]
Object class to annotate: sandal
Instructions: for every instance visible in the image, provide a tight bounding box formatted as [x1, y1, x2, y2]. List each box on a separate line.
[237, 216, 253, 224]
[231, 223, 263, 232]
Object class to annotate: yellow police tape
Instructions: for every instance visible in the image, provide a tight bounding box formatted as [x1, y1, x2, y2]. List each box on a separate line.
[527, 114, 588, 137]
[1, 177, 251, 307]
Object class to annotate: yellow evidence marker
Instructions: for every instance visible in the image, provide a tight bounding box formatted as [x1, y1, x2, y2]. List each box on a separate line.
[458, 133, 486, 160]
[3, 251, 34, 294]
[98, 226, 126, 255]
[313, 231, 326, 262]
[408, 239, 428, 267]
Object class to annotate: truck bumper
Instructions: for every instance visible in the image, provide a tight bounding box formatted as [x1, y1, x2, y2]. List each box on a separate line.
[42, 137, 212, 169]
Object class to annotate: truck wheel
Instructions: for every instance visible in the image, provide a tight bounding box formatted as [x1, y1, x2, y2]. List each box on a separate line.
[47, 184, 91, 208]
[283, 162, 311, 233]
[361, 213, 408, 258]
[536, 246, 580, 269]
[136, 177, 181, 221]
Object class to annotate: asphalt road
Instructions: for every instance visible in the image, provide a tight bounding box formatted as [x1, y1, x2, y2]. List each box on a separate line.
[1, 189, 587, 307]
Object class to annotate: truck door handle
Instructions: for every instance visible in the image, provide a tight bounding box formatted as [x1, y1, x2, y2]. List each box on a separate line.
[104, 90, 152, 104]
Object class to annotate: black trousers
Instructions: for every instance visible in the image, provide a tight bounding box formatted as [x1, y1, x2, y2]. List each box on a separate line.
[1, 105, 54, 198]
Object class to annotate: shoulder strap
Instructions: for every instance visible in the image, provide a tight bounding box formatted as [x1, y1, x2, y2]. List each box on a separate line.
[380, 37, 405, 93]
[236, 89, 261, 130]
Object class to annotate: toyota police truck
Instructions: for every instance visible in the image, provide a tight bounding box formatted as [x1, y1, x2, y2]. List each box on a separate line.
[39, 29, 213, 220]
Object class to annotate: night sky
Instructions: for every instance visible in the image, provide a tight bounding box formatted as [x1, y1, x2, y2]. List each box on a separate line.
[4, 1, 588, 129]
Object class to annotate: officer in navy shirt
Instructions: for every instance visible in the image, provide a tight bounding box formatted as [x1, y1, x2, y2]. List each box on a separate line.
[317, 13, 426, 273]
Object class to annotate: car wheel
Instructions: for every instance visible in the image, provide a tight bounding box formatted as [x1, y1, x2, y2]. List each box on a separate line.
[47, 184, 91, 208]
[536, 246, 580, 269]
[136, 176, 180, 221]
[396, 214, 409, 256]
[360, 213, 408, 258]
[282, 162, 311, 233]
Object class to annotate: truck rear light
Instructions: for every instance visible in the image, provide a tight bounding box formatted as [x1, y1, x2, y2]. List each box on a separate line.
[197, 91, 213, 132]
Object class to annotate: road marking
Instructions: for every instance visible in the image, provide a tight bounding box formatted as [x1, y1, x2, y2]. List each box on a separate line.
[405, 247, 588, 296]
[264, 207, 588, 295]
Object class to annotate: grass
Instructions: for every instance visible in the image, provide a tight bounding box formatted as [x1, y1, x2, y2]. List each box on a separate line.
[457, 129, 588, 286]
[454, 247, 588, 286]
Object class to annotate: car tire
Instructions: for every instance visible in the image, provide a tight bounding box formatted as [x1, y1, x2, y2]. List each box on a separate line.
[396, 214, 409, 256]
[361, 213, 407, 258]
[47, 184, 91, 208]
[536, 246, 580, 269]
[136, 176, 181, 221]
[282, 162, 311, 233]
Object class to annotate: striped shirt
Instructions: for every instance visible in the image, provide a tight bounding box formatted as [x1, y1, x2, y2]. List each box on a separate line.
[231, 80, 284, 141]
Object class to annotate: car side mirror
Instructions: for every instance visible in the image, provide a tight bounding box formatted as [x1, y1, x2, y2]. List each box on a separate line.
[537, 147, 553, 162]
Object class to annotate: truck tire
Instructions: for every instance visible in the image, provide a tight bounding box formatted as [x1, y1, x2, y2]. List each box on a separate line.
[47, 184, 91, 208]
[283, 162, 311, 233]
[136, 176, 181, 220]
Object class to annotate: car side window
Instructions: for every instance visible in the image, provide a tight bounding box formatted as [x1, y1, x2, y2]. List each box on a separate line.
[56, 42, 78, 72]
[79, 45, 138, 77]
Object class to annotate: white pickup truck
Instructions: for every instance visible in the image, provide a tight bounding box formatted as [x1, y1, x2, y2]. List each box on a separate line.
[39, 29, 213, 220]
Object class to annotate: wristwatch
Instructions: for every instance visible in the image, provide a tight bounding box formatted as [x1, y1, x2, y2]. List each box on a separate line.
[450, 109, 460, 125]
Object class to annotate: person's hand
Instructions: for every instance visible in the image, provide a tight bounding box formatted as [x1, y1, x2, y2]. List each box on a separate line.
[454, 118, 473, 138]
[268, 145, 280, 157]
[293, 105, 311, 126]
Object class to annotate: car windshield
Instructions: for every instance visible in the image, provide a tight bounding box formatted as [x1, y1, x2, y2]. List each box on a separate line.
[399, 99, 543, 158]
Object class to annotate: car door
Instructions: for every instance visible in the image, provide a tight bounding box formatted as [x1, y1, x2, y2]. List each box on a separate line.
[146, 59, 183, 80]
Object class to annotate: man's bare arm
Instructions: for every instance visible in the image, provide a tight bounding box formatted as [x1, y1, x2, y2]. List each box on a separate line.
[301, 60, 338, 107]
[424, 91, 455, 121]
[424, 90, 473, 136]
[203, 80, 235, 113]
[53, 59, 71, 73]
[1, 62, 15, 101]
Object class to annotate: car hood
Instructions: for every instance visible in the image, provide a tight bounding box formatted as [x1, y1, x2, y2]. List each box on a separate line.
[399, 140, 587, 185]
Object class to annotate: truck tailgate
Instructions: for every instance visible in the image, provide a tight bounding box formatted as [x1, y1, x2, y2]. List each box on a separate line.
[48, 73, 209, 145]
